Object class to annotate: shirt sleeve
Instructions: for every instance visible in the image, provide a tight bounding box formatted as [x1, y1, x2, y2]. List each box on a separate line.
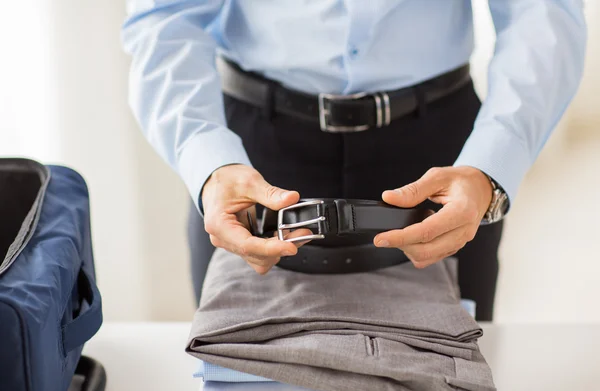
[453, 0, 587, 208]
[121, 0, 252, 212]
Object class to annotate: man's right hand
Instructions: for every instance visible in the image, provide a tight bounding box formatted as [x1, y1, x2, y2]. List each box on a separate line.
[201, 164, 309, 274]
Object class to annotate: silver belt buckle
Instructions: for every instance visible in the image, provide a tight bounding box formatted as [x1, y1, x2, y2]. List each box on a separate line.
[318, 92, 391, 133]
[277, 200, 326, 243]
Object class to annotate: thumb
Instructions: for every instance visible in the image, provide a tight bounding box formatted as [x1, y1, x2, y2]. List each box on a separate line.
[248, 177, 300, 210]
[383, 168, 446, 208]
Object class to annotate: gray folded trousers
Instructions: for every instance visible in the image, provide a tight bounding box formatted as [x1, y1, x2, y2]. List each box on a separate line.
[187, 248, 495, 391]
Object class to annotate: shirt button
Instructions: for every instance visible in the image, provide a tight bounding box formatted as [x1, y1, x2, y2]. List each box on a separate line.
[348, 45, 359, 58]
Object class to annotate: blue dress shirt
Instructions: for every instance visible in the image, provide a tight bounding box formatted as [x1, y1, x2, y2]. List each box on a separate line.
[122, 0, 586, 211]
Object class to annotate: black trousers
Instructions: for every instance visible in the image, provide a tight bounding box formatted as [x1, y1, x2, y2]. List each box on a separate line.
[188, 80, 503, 321]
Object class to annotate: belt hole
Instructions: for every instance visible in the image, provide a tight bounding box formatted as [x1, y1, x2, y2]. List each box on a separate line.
[323, 259, 328, 265]
[346, 258, 352, 264]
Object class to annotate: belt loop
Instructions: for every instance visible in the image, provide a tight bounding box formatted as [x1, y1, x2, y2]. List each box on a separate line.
[262, 83, 276, 121]
[414, 86, 427, 118]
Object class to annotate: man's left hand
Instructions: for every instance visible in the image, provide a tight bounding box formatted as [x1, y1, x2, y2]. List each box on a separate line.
[374, 166, 493, 269]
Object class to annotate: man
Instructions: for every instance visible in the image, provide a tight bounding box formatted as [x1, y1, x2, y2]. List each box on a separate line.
[122, 0, 586, 321]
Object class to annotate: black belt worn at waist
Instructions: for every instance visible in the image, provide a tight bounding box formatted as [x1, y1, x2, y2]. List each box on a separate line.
[252, 199, 439, 274]
[217, 56, 471, 133]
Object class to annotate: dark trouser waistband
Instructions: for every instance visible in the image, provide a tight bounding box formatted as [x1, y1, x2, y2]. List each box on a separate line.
[217, 56, 471, 132]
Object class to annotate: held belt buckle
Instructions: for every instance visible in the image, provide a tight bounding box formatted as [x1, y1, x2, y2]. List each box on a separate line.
[318, 91, 391, 133]
[277, 200, 327, 243]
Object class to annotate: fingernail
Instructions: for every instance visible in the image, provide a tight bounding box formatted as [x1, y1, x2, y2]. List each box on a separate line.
[377, 240, 390, 247]
[282, 250, 295, 256]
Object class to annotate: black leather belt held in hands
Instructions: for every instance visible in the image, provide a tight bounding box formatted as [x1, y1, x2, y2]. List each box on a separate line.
[251, 199, 440, 274]
[217, 56, 471, 132]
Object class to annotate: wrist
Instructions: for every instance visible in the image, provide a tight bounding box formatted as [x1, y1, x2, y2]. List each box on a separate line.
[202, 163, 243, 193]
[200, 164, 245, 213]
[456, 166, 493, 216]
[455, 166, 494, 224]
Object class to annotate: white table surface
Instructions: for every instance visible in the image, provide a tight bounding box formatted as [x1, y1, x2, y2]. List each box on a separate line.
[83, 322, 600, 391]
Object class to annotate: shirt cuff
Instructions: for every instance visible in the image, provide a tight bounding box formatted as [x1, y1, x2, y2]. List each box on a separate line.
[177, 128, 252, 214]
[453, 124, 532, 210]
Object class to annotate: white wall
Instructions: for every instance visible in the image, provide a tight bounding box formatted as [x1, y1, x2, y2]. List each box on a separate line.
[0, 1, 195, 321]
[1, 1, 598, 323]
[48, 2, 196, 321]
[0, 1, 58, 160]
[472, 1, 600, 323]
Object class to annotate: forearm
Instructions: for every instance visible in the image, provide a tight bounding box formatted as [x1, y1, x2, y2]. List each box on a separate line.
[454, 0, 587, 206]
[122, 0, 251, 211]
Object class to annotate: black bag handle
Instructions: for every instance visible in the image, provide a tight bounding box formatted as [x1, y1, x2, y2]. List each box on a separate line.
[74, 356, 106, 391]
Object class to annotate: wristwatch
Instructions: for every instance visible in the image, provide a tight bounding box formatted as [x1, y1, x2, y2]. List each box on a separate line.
[481, 175, 509, 225]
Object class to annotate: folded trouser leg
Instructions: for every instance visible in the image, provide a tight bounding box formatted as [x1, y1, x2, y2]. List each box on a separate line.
[190, 333, 495, 391]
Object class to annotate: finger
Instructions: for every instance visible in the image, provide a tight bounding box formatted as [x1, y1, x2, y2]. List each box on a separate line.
[245, 258, 273, 275]
[243, 235, 300, 259]
[411, 248, 461, 269]
[243, 254, 277, 275]
[246, 228, 312, 263]
[374, 202, 467, 248]
[401, 226, 469, 268]
[245, 228, 315, 275]
[252, 265, 272, 275]
[408, 250, 456, 269]
[214, 214, 298, 258]
[247, 176, 300, 211]
[284, 228, 314, 248]
[382, 167, 449, 208]
[272, 228, 314, 244]
[234, 206, 257, 232]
